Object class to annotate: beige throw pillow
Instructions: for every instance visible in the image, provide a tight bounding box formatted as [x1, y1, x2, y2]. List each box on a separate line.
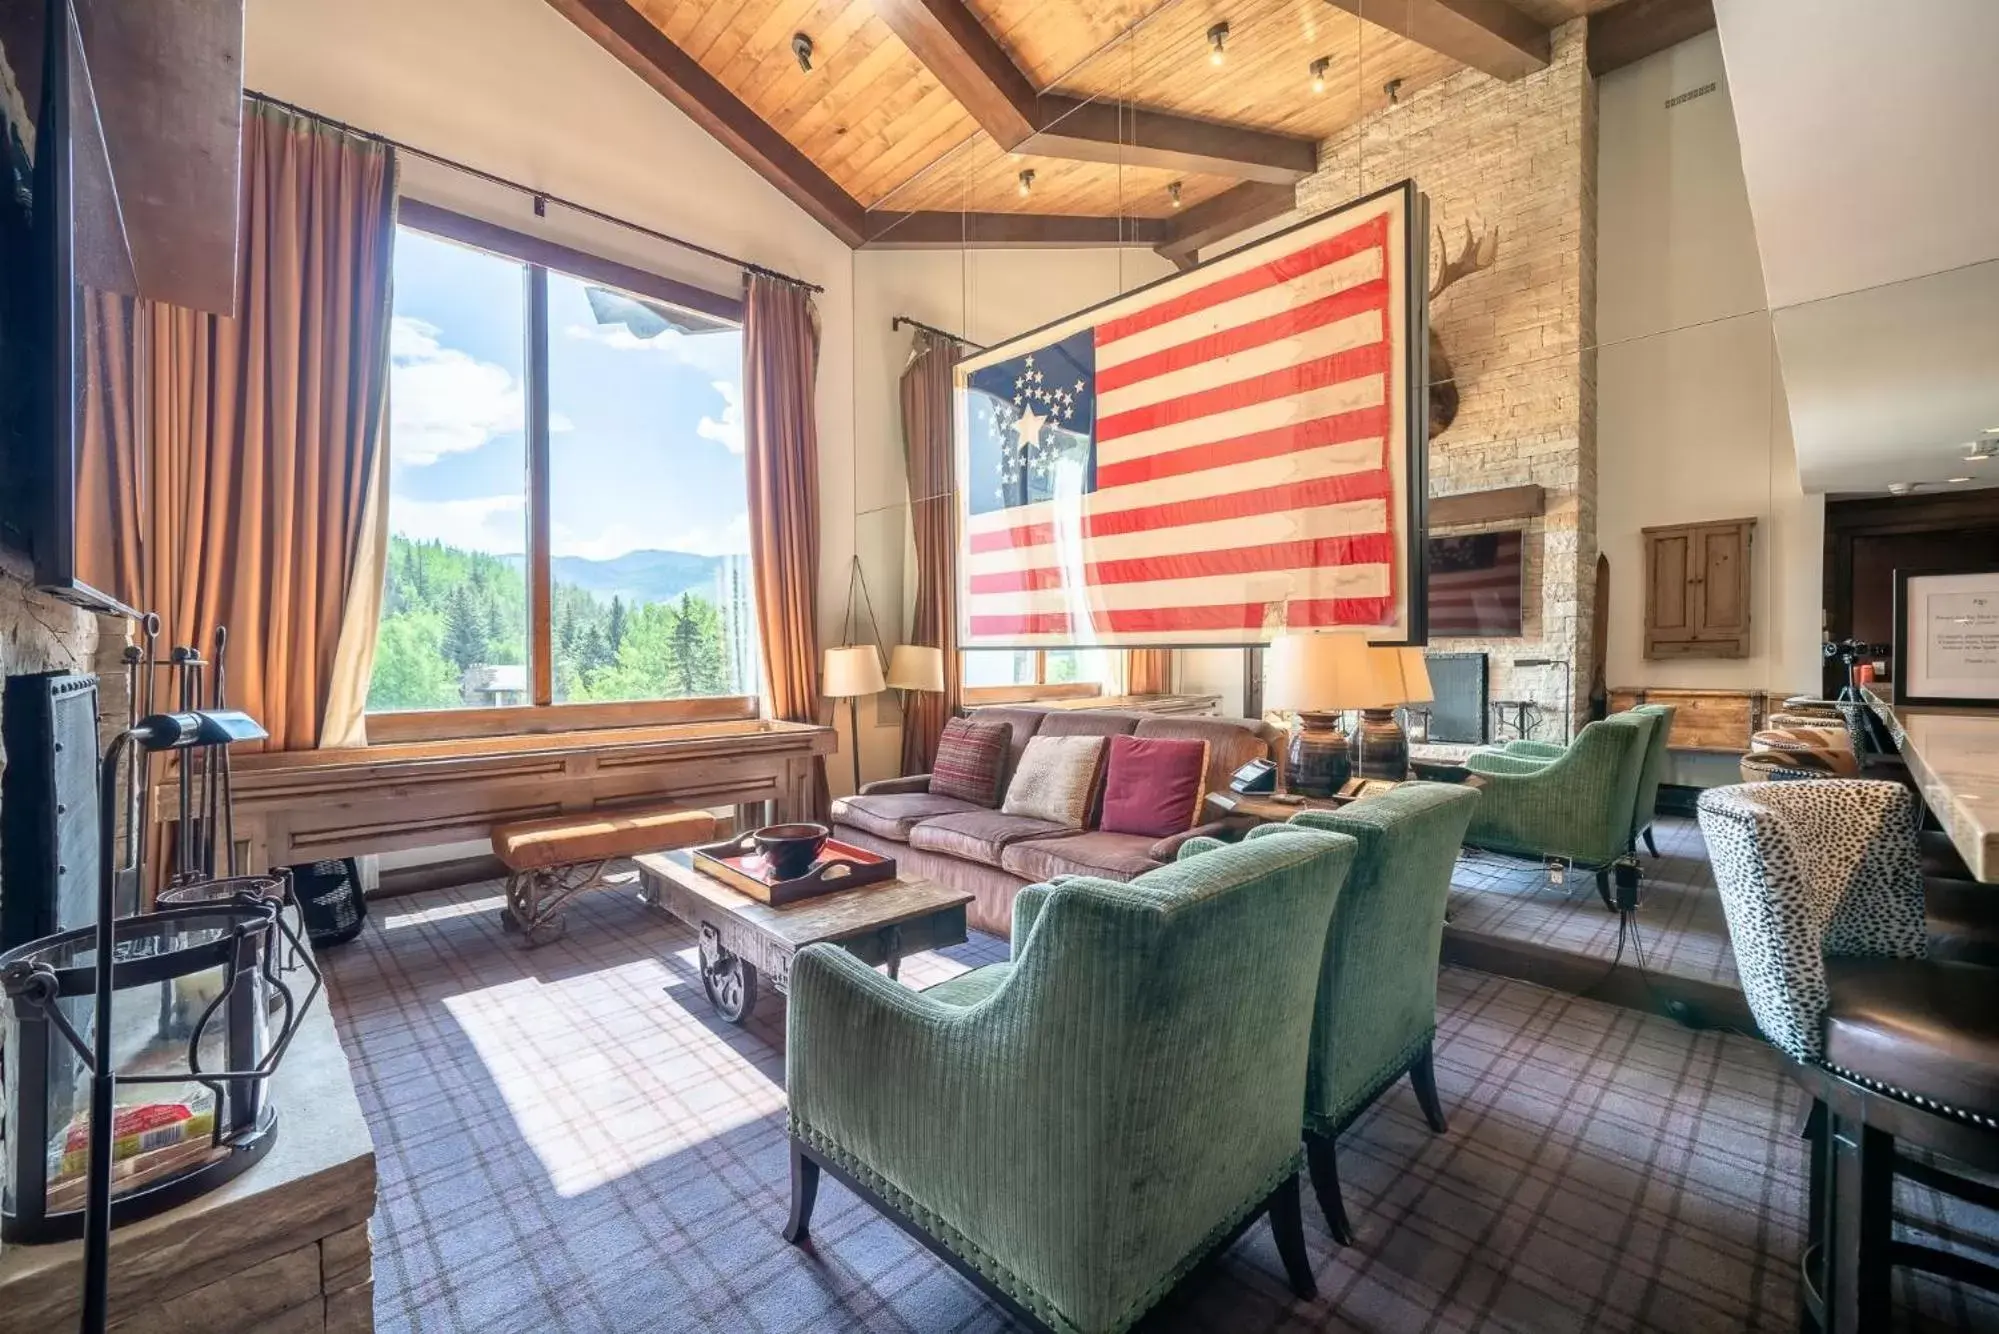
[1001, 734, 1106, 827]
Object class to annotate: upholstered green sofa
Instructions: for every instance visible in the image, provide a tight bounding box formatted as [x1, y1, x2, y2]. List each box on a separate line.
[1186, 783, 1481, 1242]
[1461, 712, 1655, 906]
[1484, 703, 1677, 856]
[783, 830, 1358, 1334]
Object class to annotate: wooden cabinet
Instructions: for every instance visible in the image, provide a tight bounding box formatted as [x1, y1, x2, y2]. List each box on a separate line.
[1608, 687, 1771, 752]
[1643, 518, 1755, 659]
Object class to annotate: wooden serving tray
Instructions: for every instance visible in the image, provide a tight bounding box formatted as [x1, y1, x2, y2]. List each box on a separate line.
[691, 833, 898, 906]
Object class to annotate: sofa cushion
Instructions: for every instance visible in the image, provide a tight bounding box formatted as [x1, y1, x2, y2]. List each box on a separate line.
[965, 706, 1056, 785]
[1132, 715, 1281, 798]
[831, 791, 982, 843]
[1001, 830, 1164, 884]
[1002, 735, 1108, 826]
[1100, 734, 1209, 838]
[930, 716, 1014, 805]
[909, 809, 1073, 863]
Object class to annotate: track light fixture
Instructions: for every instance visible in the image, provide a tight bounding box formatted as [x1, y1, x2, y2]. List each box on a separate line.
[1017, 168, 1035, 198]
[1207, 22, 1229, 66]
[1310, 57, 1330, 94]
[1168, 181, 1182, 209]
[792, 33, 814, 73]
[1385, 76, 1404, 105]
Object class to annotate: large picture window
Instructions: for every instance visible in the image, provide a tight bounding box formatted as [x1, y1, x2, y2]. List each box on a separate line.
[367, 207, 758, 735]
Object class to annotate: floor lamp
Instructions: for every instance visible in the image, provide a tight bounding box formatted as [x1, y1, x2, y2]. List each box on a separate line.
[823, 645, 886, 794]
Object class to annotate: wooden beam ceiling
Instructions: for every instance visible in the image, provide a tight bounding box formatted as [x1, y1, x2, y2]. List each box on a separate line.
[862, 210, 1170, 248]
[1587, 0, 1715, 76]
[1327, 0, 1550, 81]
[1154, 181, 1299, 269]
[872, 0, 1318, 183]
[544, 0, 869, 246]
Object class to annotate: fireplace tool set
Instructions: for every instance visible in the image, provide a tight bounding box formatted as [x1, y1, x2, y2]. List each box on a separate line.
[1, 622, 321, 1334]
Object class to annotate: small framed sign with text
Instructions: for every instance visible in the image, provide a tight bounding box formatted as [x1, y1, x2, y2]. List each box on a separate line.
[1893, 566, 1999, 708]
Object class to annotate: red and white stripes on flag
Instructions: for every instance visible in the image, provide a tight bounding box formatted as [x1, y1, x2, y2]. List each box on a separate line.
[955, 188, 1416, 648]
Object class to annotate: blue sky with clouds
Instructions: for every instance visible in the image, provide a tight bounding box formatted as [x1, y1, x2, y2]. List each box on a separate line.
[386, 228, 748, 561]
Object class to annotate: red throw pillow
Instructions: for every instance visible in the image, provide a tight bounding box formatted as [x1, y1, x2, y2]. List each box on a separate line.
[929, 716, 1013, 807]
[1099, 734, 1210, 838]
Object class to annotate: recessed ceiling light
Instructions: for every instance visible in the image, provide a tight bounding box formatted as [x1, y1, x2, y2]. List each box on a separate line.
[1207, 22, 1229, 66]
[792, 33, 814, 74]
[1949, 476, 1974, 484]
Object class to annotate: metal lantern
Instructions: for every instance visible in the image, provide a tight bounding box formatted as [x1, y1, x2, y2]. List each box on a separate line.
[0, 887, 319, 1244]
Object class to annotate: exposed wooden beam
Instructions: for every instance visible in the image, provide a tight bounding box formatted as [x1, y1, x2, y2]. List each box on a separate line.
[872, 0, 1038, 148]
[862, 211, 1170, 249]
[1329, 0, 1549, 82]
[543, 0, 867, 247]
[1029, 98, 1318, 185]
[1429, 484, 1546, 528]
[872, 0, 1317, 181]
[1154, 181, 1298, 268]
[1587, 0, 1716, 77]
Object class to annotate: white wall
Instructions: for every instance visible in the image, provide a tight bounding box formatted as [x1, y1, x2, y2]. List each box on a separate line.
[1596, 31, 1824, 708]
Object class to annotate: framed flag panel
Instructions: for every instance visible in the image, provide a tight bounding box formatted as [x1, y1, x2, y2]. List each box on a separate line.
[954, 179, 1430, 649]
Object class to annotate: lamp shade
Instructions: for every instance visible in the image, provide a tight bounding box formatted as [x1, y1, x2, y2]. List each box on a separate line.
[1362, 646, 1433, 706]
[822, 645, 886, 698]
[886, 644, 945, 692]
[1264, 633, 1398, 712]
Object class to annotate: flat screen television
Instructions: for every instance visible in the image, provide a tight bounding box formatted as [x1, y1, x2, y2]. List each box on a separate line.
[1426, 531, 1524, 637]
[0, 0, 141, 617]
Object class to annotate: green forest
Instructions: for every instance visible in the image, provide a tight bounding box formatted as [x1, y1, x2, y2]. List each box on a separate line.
[368, 536, 752, 711]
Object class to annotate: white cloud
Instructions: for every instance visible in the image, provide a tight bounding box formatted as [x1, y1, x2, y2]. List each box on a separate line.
[563, 321, 743, 383]
[696, 379, 744, 455]
[389, 317, 525, 467]
[390, 494, 526, 555]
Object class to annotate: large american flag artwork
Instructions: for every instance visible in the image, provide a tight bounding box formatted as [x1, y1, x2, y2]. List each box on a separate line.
[955, 183, 1426, 648]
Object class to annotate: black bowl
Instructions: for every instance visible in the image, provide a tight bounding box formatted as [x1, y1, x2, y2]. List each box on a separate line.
[753, 823, 830, 880]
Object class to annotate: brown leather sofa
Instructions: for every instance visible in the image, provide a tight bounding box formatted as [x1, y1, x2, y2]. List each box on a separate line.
[832, 705, 1282, 938]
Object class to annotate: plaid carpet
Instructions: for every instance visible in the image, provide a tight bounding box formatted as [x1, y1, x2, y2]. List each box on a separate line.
[325, 878, 1996, 1333]
[1449, 815, 1740, 987]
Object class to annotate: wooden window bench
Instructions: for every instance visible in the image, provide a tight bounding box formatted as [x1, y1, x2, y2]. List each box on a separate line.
[152, 719, 835, 875]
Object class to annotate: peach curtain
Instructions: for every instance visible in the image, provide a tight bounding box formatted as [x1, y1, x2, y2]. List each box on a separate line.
[898, 329, 963, 776]
[1127, 649, 1174, 696]
[743, 273, 830, 819]
[79, 102, 397, 751]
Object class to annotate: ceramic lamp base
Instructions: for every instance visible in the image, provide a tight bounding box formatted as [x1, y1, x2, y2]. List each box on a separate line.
[1288, 711, 1352, 797]
[1349, 708, 1409, 780]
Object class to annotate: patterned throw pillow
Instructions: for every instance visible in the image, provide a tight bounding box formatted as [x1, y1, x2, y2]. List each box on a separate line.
[1001, 735, 1107, 827]
[1099, 734, 1210, 838]
[929, 716, 1013, 806]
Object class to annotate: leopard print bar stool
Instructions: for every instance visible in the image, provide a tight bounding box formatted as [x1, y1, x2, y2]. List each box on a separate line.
[1697, 780, 1999, 1333]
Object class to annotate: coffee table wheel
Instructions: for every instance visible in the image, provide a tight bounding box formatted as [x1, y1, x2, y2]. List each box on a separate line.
[699, 926, 759, 1023]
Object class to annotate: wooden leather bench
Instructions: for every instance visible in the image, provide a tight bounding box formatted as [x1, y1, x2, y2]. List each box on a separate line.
[493, 804, 718, 945]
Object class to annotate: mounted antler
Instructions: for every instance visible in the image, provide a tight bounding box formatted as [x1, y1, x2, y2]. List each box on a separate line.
[1425, 220, 1501, 440]
[1428, 220, 1500, 301]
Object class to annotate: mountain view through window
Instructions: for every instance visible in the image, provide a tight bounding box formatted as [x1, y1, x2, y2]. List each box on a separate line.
[368, 225, 758, 714]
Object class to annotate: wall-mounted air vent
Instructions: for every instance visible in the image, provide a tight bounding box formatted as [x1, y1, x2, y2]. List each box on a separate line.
[1665, 82, 1717, 110]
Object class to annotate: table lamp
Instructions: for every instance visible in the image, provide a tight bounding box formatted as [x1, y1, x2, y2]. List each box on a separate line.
[886, 644, 945, 695]
[823, 645, 886, 792]
[1264, 633, 1382, 796]
[1352, 646, 1432, 779]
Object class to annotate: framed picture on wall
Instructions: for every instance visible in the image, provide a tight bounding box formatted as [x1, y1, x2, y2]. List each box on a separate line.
[1892, 566, 1999, 707]
[951, 179, 1432, 651]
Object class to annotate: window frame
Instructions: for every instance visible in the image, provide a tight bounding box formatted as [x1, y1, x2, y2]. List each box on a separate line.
[961, 649, 1114, 706]
[368, 201, 757, 743]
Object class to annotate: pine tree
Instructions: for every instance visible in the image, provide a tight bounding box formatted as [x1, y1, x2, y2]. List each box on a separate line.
[607, 596, 627, 654]
[442, 585, 484, 671]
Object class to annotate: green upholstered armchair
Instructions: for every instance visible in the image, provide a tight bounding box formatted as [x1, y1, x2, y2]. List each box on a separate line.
[1462, 712, 1654, 905]
[1480, 704, 1677, 857]
[1231, 784, 1481, 1244]
[783, 830, 1359, 1334]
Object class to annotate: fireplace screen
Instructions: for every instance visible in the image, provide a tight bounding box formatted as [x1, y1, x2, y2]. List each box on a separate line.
[1422, 652, 1488, 744]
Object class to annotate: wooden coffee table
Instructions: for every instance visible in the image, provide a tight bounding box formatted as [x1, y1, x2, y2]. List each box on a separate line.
[633, 850, 974, 1023]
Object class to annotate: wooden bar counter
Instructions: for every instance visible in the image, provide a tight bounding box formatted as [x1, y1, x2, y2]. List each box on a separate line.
[1865, 688, 1999, 883]
[155, 718, 834, 873]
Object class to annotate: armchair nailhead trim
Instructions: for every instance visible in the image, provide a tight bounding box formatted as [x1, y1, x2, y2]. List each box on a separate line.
[1306, 1025, 1436, 1137]
[1817, 1061, 1999, 1130]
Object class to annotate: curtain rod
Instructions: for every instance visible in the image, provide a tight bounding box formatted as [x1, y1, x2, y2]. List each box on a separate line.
[892, 315, 983, 349]
[244, 90, 825, 294]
